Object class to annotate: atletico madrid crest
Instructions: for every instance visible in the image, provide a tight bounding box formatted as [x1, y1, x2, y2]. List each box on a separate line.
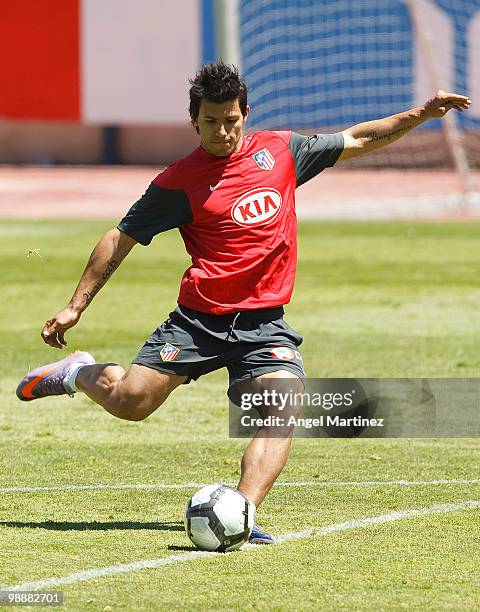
[159, 343, 180, 362]
[252, 148, 275, 170]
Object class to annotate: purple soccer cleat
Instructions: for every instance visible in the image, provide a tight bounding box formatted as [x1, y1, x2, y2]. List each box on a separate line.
[16, 351, 95, 401]
[249, 523, 275, 545]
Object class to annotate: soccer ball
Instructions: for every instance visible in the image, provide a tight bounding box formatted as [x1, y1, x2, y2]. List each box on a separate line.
[184, 484, 254, 552]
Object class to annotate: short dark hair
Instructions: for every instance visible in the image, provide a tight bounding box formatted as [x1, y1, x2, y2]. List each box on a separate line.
[188, 61, 248, 130]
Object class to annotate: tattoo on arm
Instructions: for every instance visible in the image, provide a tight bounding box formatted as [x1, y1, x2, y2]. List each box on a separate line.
[367, 125, 411, 143]
[82, 258, 118, 306]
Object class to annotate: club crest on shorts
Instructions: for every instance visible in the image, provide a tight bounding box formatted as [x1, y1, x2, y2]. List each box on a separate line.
[271, 346, 296, 360]
[252, 148, 275, 170]
[159, 343, 180, 362]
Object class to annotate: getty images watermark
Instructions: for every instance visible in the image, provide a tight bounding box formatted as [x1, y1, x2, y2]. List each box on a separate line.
[228, 378, 480, 438]
[237, 387, 384, 430]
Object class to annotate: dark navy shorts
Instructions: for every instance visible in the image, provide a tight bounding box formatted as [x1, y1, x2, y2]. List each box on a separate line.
[133, 304, 305, 388]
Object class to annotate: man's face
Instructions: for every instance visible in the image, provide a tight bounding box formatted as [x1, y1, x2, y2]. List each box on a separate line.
[195, 98, 250, 157]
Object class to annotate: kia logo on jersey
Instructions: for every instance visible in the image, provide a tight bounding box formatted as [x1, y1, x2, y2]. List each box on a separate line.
[231, 188, 283, 226]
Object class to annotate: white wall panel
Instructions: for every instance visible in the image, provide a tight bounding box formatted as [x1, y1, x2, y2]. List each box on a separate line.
[82, 0, 200, 124]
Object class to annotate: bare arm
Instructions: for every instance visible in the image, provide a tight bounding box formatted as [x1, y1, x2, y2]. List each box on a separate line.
[339, 90, 471, 161]
[42, 229, 137, 348]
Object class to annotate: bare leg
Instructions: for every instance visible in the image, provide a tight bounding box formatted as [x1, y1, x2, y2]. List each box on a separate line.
[236, 370, 303, 507]
[238, 434, 294, 508]
[76, 363, 187, 421]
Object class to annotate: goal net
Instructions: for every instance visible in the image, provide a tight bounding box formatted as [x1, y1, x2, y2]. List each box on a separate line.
[220, 1, 476, 196]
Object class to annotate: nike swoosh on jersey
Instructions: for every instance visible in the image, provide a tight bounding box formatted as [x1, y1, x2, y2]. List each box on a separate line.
[209, 180, 225, 191]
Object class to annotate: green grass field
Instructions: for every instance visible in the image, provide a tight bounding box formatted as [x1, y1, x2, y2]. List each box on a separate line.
[1, 219, 479, 610]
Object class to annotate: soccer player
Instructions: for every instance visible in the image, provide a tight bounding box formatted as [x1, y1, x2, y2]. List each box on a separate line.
[16, 62, 470, 544]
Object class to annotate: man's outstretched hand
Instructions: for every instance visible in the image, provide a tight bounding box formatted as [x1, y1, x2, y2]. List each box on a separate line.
[41, 307, 81, 349]
[423, 90, 471, 118]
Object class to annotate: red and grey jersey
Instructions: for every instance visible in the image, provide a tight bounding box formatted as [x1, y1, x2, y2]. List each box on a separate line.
[118, 130, 343, 314]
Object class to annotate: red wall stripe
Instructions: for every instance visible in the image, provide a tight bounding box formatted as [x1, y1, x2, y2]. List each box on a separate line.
[0, 0, 80, 120]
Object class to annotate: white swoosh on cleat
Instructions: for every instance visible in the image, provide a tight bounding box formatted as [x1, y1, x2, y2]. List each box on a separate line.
[210, 180, 225, 191]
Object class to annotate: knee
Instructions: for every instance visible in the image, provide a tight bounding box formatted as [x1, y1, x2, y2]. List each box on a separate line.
[111, 389, 165, 422]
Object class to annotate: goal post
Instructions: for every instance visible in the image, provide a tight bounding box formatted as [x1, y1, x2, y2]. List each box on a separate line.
[404, 0, 477, 206]
[214, 0, 241, 70]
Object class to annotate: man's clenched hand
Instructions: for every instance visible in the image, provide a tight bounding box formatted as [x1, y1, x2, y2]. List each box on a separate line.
[41, 307, 81, 349]
[423, 90, 471, 118]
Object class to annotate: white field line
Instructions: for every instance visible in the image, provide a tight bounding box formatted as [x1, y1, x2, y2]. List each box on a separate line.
[2, 500, 479, 592]
[0, 479, 479, 494]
